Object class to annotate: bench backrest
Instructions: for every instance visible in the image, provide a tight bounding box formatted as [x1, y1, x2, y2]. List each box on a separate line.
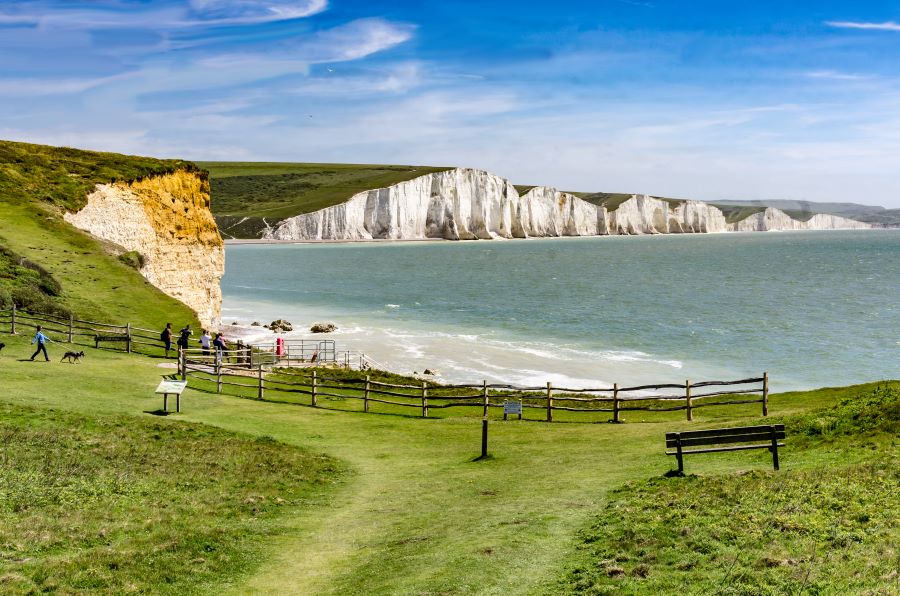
[666, 424, 785, 449]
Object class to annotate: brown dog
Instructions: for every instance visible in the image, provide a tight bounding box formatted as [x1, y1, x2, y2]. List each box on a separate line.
[61, 350, 85, 363]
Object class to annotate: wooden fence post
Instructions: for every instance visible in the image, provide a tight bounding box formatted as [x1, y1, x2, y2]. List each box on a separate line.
[421, 382, 428, 418]
[217, 361, 222, 394]
[612, 382, 620, 423]
[546, 382, 553, 422]
[10, 303, 16, 334]
[762, 372, 769, 416]
[311, 370, 318, 407]
[685, 379, 693, 421]
[126, 322, 132, 353]
[258, 364, 264, 399]
[364, 375, 370, 413]
[67, 314, 74, 343]
[482, 380, 489, 417]
[180, 349, 186, 381]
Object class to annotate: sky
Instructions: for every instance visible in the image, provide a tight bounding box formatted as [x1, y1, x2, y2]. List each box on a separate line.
[2, 0, 900, 207]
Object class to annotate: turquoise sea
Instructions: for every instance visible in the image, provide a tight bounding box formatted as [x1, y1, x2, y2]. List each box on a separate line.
[222, 231, 900, 391]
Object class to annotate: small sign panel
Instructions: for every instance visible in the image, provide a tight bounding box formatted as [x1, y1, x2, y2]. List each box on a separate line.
[503, 400, 523, 415]
[155, 379, 188, 394]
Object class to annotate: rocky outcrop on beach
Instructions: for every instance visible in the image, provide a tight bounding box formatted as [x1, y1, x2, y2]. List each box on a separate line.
[728, 207, 874, 232]
[64, 170, 224, 329]
[261, 168, 871, 241]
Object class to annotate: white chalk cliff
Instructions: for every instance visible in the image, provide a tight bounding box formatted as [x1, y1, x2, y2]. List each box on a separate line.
[727, 207, 873, 232]
[263, 168, 871, 241]
[65, 170, 225, 329]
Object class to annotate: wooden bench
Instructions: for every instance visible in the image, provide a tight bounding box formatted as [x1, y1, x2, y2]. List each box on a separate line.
[666, 424, 785, 473]
[95, 333, 132, 352]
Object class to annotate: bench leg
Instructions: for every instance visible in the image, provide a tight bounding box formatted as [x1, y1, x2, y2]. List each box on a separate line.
[676, 439, 684, 474]
[163, 393, 168, 412]
[770, 430, 780, 471]
[176, 393, 180, 413]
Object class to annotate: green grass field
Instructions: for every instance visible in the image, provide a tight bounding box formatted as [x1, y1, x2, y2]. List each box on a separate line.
[2, 329, 897, 594]
[200, 162, 451, 238]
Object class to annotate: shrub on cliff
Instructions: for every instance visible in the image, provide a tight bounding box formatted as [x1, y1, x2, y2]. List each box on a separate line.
[117, 250, 146, 270]
[0, 243, 69, 316]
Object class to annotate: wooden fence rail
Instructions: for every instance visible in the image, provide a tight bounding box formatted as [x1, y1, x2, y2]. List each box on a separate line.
[180, 352, 769, 422]
[1, 307, 771, 422]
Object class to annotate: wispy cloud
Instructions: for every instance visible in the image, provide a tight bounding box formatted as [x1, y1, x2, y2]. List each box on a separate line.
[826, 20, 900, 32]
[0, 0, 328, 30]
[187, 0, 327, 25]
[805, 70, 873, 81]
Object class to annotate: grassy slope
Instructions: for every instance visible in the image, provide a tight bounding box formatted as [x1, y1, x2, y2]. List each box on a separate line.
[0, 403, 342, 595]
[0, 140, 200, 327]
[561, 383, 900, 594]
[200, 162, 451, 238]
[714, 204, 767, 224]
[2, 329, 896, 594]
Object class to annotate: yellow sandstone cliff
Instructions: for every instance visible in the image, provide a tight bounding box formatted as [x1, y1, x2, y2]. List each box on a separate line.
[64, 169, 224, 329]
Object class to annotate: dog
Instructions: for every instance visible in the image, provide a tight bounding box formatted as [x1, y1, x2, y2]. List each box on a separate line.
[60, 350, 85, 364]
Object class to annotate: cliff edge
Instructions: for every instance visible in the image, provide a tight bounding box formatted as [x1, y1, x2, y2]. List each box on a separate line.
[65, 170, 224, 329]
[262, 168, 740, 241]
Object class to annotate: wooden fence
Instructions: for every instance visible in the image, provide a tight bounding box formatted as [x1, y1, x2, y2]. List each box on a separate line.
[0, 306, 771, 422]
[0, 305, 163, 354]
[180, 352, 770, 422]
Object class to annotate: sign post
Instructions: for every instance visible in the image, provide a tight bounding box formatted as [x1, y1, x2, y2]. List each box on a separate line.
[503, 399, 523, 421]
[155, 379, 188, 413]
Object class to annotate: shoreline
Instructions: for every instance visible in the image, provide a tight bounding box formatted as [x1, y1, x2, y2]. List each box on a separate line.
[223, 228, 891, 246]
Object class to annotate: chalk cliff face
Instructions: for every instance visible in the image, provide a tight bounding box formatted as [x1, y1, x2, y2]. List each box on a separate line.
[264, 167, 871, 242]
[64, 170, 224, 329]
[728, 207, 874, 232]
[608, 195, 727, 235]
[266, 169, 609, 241]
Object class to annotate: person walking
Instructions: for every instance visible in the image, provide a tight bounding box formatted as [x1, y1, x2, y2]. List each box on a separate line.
[30, 325, 53, 362]
[161, 323, 174, 358]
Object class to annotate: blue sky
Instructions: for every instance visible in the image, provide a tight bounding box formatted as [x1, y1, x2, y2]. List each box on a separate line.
[2, 0, 900, 207]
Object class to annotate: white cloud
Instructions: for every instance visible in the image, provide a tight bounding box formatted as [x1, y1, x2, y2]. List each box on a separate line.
[187, 0, 328, 25]
[805, 70, 872, 81]
[291, 18, 415, 63]
[826, 20, 900, 32]
[287, 62, 424, 96]
[0, 0, 327, 30]
[0, 74, 132, 96]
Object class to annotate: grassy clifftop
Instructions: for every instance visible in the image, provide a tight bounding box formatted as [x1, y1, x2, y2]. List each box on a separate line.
[201, 162, 451, 238]
[0, 140, 200, 327]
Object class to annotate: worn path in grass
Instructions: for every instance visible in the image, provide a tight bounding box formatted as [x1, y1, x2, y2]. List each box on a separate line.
[0, 332, 864, 595]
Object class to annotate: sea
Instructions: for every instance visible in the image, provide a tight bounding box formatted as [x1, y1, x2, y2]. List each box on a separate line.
[221, 230, 900, 392]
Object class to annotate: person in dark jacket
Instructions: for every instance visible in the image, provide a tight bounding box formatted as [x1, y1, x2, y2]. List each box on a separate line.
[177, 325, 192, 352]
[161, 323, 174, 357]
[30, 325, 53, 362]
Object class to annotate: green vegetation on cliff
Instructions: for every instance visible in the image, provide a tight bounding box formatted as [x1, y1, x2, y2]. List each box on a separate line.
[200, 161, 451, 238]
[0, 140, 200, 327]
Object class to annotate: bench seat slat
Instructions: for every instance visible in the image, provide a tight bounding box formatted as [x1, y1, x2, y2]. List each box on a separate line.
[665, 424, 783, 440]
[667, 442, 785, 456]
[666, 431, 785, 448]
